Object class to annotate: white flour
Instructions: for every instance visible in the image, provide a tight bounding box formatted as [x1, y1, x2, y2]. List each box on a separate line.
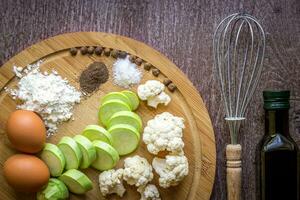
[112, 56, 141, 88]
[5, 61, 81, 137]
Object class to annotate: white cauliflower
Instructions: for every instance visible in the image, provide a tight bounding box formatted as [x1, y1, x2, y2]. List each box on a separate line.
[123, 155, 154, 187]
[137, 80, 171, 108]
[152, 154, 189, 188]
[147, 92, 171, 108]
[137, 80, 164, 100]
[98, 169, 126, 197]
[143, 112, 185, 155]
[138, 184, 161, 200]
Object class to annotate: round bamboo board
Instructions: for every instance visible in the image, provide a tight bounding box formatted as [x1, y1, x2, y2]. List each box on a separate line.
[0, 32, 215, 200]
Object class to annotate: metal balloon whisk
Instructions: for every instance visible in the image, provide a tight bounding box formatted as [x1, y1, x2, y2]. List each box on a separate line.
[213, 13, 266, 144]
[213, 13, 265, 200]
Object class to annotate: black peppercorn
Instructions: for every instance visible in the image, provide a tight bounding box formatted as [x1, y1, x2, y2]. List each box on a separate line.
[118, 51, 127, 59]
[70, 47, 78, 56]
[111, 49, 119, 58]
[144, 63, 152, 71]
[129, 55, 136, 63]
[80, 46, 88, 55]
[94, 46, 103, 55]
[168, 83, 177, 92]
[163, 79, 172, 86]
[135, 58, 143, 66]
[87, 46, 95, 54]
[104, 48, 111, 56]
[152, 68, 160, 77]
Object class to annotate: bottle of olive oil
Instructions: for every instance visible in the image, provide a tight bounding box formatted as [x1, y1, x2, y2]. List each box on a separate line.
[258, 91, 299, 200]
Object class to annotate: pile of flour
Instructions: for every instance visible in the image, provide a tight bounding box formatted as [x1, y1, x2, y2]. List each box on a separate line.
[5, 61, 81, 137]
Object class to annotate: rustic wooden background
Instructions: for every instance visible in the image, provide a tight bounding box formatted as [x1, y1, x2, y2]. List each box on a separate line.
[0, 0, 299, 199]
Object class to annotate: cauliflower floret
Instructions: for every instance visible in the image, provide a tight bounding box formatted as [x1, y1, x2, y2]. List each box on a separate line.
[98, 169, 126, 197]
[143, 112, 185, 155]
[123, 155, 154, 187]
[152, 154, 189, 188]
[138, 184, 161, 200]
[147, 91, 171, 108]
[137, 80, 165, 100]
[137, 80, 171, 108]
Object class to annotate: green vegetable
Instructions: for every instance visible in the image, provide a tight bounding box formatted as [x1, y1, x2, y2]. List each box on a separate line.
[73, 135, 96, 169]
[98, 99, 131, 126]
[58, 137, 82, 170]
[40, 143, 66, 177]
[101, 92, 132, 110]
[107, 111, 142, 132]
[82, 124, 113, 144]
[36, 178, 69, 200]
[121, 90, 140, 110]
[59, 169, 93, 194]
[92, 140, 119, 171]
[108, 124, 140, 156]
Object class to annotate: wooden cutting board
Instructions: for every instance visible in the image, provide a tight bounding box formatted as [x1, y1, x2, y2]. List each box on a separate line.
[0, 32, 215, 200]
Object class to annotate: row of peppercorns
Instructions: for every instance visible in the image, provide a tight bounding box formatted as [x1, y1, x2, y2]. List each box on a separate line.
[69, 46, 177, 92]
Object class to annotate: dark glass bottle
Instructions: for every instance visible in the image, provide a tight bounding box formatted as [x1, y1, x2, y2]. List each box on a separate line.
[257, 91, 299, 200]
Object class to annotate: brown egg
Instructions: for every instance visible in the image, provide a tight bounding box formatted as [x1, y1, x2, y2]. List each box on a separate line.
[3, 154, 50, 192]
[6, 110, 46, 153]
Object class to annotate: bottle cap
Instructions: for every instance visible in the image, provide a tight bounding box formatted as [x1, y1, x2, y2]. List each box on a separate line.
[263, 90, 290, 109]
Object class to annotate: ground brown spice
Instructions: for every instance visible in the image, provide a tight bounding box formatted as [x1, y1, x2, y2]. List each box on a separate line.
[79, 62, 109, 93]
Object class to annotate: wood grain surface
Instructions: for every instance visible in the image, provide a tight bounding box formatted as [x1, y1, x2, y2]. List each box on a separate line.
[0, 0, 299, 199]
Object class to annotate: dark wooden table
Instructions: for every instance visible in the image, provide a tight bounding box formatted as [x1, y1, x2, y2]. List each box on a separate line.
[1, 0, 299, 199]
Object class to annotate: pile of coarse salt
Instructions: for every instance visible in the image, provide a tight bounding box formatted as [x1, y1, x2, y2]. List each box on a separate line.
[5, 61, 81, 137]
[112, 56, 142, 88]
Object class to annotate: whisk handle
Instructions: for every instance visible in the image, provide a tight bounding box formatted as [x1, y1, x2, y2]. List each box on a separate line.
[226, 144, 242, 200]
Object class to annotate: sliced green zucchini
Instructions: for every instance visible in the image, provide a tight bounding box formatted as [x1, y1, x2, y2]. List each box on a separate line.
[98, 99, 131, 126]
[82, 125, 113, 144]
[107, 111, 142, 132]
[108, 124, 140, 156]
[101, 92, 132, 110]
[58, 137, 82, 170]
[122, 90, 140, 110]
[40, 143, 66, 177]
[91, 140, 119, 171]
[73, 135, 96, 169]
[59, 169, 93, 194]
